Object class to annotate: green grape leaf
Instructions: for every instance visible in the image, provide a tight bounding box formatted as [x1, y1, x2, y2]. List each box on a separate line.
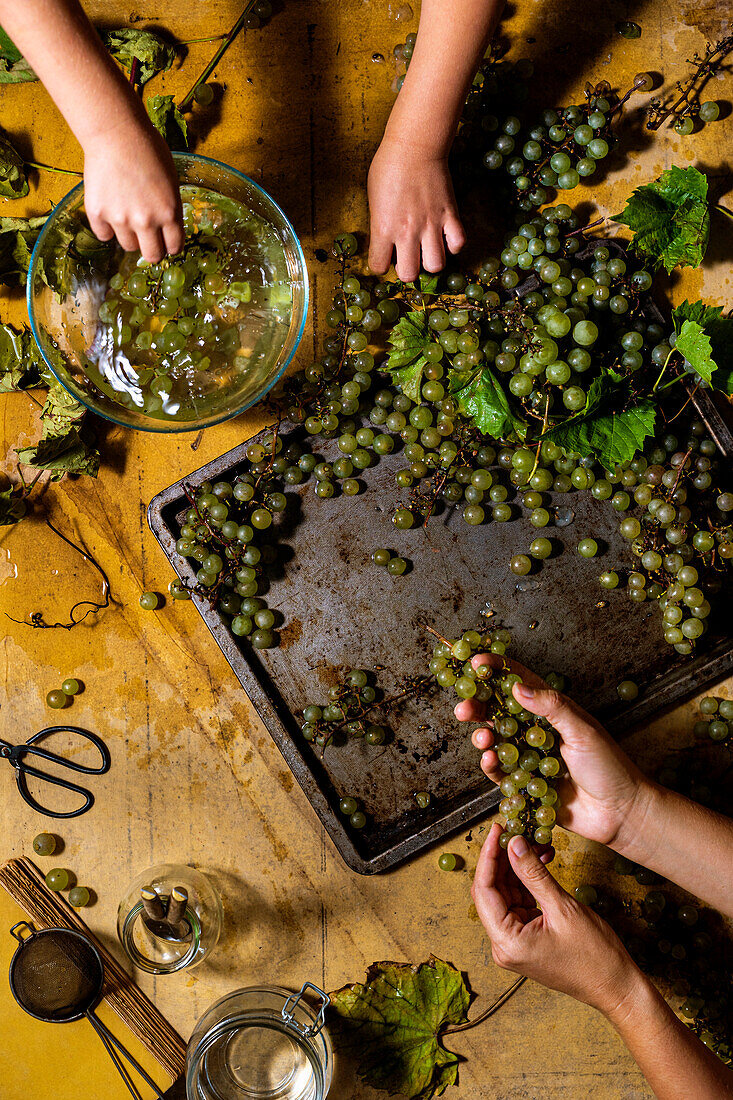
[36, 380, 87, 438]
[146, 94, 188, 151]
[0, 28, 37, 83]
[329, 956, 471, 1100]
[0, 214, 48, 285]
[0, 486, 27, 526]
[418, 273, 440, 296]
[672, 299, 733, 395]
[385, 311, 430, 401]
[546, 400, 657, 468]
[453, 366, 527, 441]
[612, 165, 709, 273]
[103, 29, 176, 84]
[0, 323, 42, 392]
[673, 320, 715, 385]
[0, 128, 29, 198]
[16, 427, 99, 480]
[387, 311, 430, 369]
[389, 359, 427, 403]
[0, 30, 37, 84]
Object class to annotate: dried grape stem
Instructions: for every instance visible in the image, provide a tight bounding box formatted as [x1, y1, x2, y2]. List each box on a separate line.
[6, 520, 111, 629]
[443, 976, 527, 1034]
[646, 36, 733, 130]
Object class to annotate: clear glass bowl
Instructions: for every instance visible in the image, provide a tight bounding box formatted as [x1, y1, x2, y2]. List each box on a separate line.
[27, 152, 309, 433]
[186, 985, 332, 1100]
[117, 863, 223, 974]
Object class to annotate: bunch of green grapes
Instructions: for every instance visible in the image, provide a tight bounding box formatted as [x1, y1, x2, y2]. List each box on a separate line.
[173, 428, 303, 647]
[299, 668, 388, 750]
[429, 627, 564, 847]
[693, 696, 733, 745]
[482, 94, 614, 208]
[595, 424, 732, 655]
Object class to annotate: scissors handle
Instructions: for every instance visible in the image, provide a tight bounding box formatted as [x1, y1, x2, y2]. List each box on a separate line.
[5, 726, 110, 819]
[25, 726, 111, 775]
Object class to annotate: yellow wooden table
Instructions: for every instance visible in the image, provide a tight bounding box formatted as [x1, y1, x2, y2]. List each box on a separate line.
[1, 1, 732, 1097]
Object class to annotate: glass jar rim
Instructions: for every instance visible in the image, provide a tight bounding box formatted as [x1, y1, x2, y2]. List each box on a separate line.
[186, 984, 332, 1100]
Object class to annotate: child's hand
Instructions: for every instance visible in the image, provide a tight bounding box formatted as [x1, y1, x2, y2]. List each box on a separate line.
[367, 136, 466, 282]
[83, 123, 184, 262]
[474, 823, 642, 1015]
[455, 654, 656, 858]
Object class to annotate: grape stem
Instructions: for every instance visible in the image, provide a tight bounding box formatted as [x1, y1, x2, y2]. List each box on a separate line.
[25, 160, 82, 178]
[646, 35, 733, 130]
[5, 520, 111, 629]
[426, 624, 453, 648]
[443, 975, 527, 1034]
[179, 0, 259, 109]
[651, 347, 679, 392]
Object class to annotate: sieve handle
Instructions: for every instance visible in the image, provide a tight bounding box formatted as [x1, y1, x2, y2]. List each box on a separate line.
[86, 1009, 167, 1100]
[9, 921, 36, 944]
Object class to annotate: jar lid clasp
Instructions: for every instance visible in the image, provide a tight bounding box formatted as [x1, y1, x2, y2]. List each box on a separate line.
[281, 982, 330, 1037]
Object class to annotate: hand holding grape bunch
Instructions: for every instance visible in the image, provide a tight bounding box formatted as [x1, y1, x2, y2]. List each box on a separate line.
[455, 653, 654, 858]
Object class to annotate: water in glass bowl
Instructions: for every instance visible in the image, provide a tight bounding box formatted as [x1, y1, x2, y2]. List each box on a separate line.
[82, 185, 292, 422]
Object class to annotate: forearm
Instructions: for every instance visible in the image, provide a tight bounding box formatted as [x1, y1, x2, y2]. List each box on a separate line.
[0, 0, 151, 148]
[383, 0, 504, 155]
[604, 970, 733, 1100]
[615, 782, 733, 918]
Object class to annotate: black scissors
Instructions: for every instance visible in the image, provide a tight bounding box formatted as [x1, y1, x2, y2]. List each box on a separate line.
[0, 726, 110, 818]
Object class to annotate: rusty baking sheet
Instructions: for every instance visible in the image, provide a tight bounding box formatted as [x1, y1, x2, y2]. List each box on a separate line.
[148, 381, 733, 874]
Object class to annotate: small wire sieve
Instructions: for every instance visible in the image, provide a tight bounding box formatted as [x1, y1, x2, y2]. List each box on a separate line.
[9, 922, 166, 1100]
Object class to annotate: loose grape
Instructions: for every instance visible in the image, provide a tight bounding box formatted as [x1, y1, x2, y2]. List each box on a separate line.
[617, 680, 639, 702]
[415, 791, 431, 809]
[529, 537, 552, 559]
[46, 689, 66, 710]
[61, 678, 80, 697]
[69, 886, 91, 908]
[510, 554, 532, 576]
[33, 833, 57, 856]
[577, 538, 598, 558]
[349, 811, 367, 829]
[438, 852, 458, 871]
[339, 797, 358, 816]
[139, 591, 159, 610]
[575, 885, 598, 905]
[45, 868, 70, 891]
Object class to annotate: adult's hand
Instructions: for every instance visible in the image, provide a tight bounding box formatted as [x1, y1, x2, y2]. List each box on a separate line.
[473, 823, 640, 1013]
[455, 653, 656, 856]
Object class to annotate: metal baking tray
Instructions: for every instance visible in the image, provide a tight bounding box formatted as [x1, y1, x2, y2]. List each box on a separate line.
[148, 379, 733, 874]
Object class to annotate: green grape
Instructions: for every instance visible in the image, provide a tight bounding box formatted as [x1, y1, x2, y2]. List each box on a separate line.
[61, 678, 80, 697]
[45, 868, 70, 891]
[599, 571, 619, 589]
[46, 689, 66, 710]
[698, 101, 719, 122]
[33, 833, 57, 856]
[139, 591, 159, 610]
[438, 853, 458, 871]
[510, 554, 532, 576]
[577, 538, 598, 558]
[415, 791, 431, 808]
[674, 116, 694, 135]
[69, 886, 91, 908]
[350, 811, 367, 829]
[529, 537, 552, 559]
[617, 680, 639, 702]
[574, 884, 598, 905]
